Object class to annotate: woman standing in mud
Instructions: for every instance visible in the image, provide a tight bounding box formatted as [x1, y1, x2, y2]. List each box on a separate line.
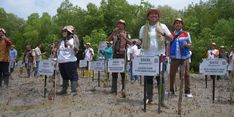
[139, 8, 173, 105]
[56, 25, 78, 96]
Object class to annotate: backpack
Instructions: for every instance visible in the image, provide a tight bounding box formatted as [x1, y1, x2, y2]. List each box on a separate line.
[73, 34, 80, 54]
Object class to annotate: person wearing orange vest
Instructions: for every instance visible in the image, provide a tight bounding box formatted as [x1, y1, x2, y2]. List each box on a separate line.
[0, 28, 12, 87]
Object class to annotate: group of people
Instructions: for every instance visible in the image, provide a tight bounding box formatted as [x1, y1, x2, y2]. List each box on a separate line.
[21, 43, 43, 78]
[98, 8, 193, 106]
[0, 7, 205, 105]
[206, 42, 234, 80]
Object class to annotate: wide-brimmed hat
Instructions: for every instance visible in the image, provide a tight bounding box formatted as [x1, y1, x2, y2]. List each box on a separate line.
[106, 41, 113, 44]
[0, 28, 6, 34]
[211, 42, 216, 46]
[62, 25, 74, 33]
[117, 19, 126, 25]
[86, 42, 91, 46]
[220, 45, 225, 48]
[147, 8, 160, 17]
[173, 18, 183, 25]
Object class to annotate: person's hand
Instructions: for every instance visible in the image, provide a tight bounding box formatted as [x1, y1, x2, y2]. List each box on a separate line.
[113, 27, 119, 32]
[183, 41, 187, 47]
[120, 31, 127, 38]
[65, 41, 72, 47]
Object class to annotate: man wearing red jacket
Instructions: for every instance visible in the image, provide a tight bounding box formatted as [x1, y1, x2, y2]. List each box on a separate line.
[0, 28, 12, 87]
[169, 18, 192, 97]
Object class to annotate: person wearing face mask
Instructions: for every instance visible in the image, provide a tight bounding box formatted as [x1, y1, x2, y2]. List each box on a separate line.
[56, 25, 78, 96]
[139, 8, 173, 105]
[0, 28, 12, 87]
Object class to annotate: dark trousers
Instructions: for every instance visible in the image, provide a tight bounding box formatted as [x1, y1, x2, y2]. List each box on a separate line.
[59, 61, 78, 81]
[0, 62, 10, 86]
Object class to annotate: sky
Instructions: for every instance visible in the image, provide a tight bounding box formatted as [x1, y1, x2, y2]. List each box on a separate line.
[0, 0, 208, 20]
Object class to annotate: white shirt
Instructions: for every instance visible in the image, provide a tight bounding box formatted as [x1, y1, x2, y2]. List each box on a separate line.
[34, 46, 42, 61]
[57, 38, 77, 63]
[84, 47, 94, 61]
[130, 45, 141, 59]
[139, 23, 171, 56]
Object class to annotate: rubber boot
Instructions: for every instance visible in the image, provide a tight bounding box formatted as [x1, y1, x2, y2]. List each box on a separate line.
[0, 76, 2, 87]
[146, 84, 153, 104]
[71, 81, 78, 96]
[56, 80, 68, 95]
[111, 77, 117, 94]
[4, 76, 9, 87]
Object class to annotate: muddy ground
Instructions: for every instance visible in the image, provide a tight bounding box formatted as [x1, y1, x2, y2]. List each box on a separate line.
[0, 67, 234, 117]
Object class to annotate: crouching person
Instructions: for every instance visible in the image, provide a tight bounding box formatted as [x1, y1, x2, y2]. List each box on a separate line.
[57, 25, 78, 96]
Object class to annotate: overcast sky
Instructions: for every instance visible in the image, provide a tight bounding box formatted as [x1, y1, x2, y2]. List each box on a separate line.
[0, 0, 207, 19]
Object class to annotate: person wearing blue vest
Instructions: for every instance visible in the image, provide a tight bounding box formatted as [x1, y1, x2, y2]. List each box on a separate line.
[9, 45, 17, 73]
[169, 18, 192, 97]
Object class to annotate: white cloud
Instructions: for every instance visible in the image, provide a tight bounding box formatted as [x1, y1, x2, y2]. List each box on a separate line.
[0, 0, 207, 19]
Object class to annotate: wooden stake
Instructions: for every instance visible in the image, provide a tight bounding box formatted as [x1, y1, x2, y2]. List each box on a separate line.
[178, 60, 185, 115]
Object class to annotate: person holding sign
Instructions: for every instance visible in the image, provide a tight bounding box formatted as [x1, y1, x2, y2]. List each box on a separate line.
[169, 18, 192, 97]
[56, 25, 78, 96]
[139, 8, 173, 105]
[107, 19, 132, 98]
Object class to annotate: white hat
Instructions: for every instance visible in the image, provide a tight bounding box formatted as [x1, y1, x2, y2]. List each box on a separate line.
[0, 28, 6, 34]
[63, 25, 74, 33]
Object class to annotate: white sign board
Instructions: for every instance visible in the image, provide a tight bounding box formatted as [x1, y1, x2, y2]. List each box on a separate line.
[38, 60, 54, 76]
[17, 60, 23, 67]
[79, 60, 87, 68]
[89, 61, 96, 71]
[133, 56, 159, 76]
[95, 60, 105, 71]
[199, 58, 227, 75]
[108, 59, 125, 72]
[89, 60, 105, 71]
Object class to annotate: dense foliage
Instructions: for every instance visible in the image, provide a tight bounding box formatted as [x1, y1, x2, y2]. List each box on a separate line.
[0, 0, 233, 72]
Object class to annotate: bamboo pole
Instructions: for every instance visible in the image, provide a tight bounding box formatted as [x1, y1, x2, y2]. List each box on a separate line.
[178, 60, 185, 115]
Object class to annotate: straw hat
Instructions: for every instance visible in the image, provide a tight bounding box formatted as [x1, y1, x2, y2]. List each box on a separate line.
[86, 42, 91, 46]
[173, 18, 183, 25]
[147, 8, 160, 17]
[0, 28, 6, 34]
[220, 45, 225, 48]
[117, 19, 126, 25]
[211, 42, 216, 46]
[63, 25, 74, 33]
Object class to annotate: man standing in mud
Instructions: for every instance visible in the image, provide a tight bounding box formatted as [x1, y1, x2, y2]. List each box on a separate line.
[169, 18, 192, 97]
[0, 28, 12, 87]
[107, 19, 132, 98]
[139, 8, 173, 105]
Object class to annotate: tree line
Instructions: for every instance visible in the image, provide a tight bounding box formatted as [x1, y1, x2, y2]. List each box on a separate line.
[0, 0, 233, 72]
